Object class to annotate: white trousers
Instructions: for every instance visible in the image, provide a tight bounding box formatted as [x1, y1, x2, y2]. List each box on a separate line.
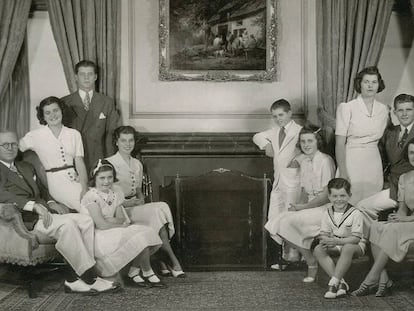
[33, 213, 96, 276]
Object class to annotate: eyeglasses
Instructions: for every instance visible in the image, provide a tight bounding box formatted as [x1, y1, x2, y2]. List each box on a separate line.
[0, 142, 18, 150]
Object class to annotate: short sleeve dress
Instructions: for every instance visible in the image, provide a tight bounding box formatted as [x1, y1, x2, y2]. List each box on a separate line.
[80, 185, 162, 277]
[271, 151, 336, 249]
[369, 171, 414, 262]
[106, 152, 175, 237]
[335, 96, 389, 205]
[19, 126, 84, 211]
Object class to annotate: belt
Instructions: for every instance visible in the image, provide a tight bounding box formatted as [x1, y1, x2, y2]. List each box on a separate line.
[125, 194, 136, 200]
[45, 165, 74, 173]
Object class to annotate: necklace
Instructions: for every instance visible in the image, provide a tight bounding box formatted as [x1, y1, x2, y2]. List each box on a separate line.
[94, 188, 116, 206]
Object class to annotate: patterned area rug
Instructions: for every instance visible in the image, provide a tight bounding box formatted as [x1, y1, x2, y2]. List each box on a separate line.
[1, 271, 414, 311]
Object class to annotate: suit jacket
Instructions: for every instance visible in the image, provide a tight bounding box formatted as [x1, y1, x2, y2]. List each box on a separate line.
[0, 161, 51, 230]
[379, 124, 414, 200]
[62, 91, 119, 171]
[253, 120, 302, 188]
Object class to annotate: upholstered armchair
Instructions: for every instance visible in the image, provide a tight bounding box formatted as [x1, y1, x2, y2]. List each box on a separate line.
[0, 203, 60, 297]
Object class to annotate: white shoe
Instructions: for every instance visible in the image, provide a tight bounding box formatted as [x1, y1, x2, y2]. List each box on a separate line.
[270, 263, 288, 271]
[64, 279, 97, 295]
[90, 277, 121, 293]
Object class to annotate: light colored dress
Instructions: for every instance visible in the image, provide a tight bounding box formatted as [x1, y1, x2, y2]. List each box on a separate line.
[335, 95, 389, 205]
[19, 126, 83, 211]
[276, 151, 336, 248]
[80, 185, 162, 277]
[106, 152, 175, 237]
[369, 171, 414, 262]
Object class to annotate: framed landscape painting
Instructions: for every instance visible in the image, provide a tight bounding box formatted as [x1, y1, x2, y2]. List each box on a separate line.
[159, 0, 278, 81]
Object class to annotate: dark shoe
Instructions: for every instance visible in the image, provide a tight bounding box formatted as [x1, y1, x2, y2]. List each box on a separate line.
[141, 274, 167, 288]
[336, 281, 349, 298]
[375, 279, 393, 297]
[351, 282, 377, 297]
[129, 274, 149, 288]
[64, 279, 98, 296]
[324, 284, 338, 299]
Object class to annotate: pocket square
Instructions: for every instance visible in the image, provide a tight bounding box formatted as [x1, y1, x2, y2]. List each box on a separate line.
[99, 112, 106, 119]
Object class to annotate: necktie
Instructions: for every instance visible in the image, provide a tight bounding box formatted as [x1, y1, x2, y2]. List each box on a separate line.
[279, 127, 286, 148]
[83, 92, 90, 111]
[399, 128, 409, 149]
[10, 163, 23, 178]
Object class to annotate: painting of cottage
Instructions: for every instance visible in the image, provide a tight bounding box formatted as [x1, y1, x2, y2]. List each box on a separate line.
[169, 0, 267, 71]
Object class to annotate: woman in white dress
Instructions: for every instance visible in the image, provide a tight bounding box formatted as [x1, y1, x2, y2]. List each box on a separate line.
[106, 126, 185, 277]
[80, 159, 165, 287]
[335, 66, 389, 205]
[19, 96, 87, 212]
[277, 125, 336, 283]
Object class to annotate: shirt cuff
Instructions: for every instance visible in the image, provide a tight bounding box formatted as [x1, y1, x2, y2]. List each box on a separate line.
[47, 200, 56, 205]
[23, 201, 35, 212]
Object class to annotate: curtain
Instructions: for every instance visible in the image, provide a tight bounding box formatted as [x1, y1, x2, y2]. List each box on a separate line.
[317, 0, 393, 130]
[411, 0, 414, 20]
[316, 0, 393, 155]
[47, 0, 121, 105]
[0, 39, 30, 138]
[0, 0, 31, 135]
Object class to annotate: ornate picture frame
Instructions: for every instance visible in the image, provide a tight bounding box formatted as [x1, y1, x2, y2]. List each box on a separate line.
[159, 0, 278, 82]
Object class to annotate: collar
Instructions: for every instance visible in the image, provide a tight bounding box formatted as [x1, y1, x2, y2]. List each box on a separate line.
[400, 123, 414, 133]
[282, 120, 293, 131]
[78, 89, 94, 101]
[0, 159, 14, 169]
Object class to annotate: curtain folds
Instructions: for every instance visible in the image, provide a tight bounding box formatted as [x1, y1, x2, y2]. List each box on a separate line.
[47, 0, 121, 105]
[0, 0, 31, 136]
[0, 40, 30, 138]
[316, 0, 393, 130]
[411, 0, 414, 20]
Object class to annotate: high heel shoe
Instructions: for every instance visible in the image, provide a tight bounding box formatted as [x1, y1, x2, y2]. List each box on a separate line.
[167, 264, 186, 278]
[375, 279, 393, 297]
[351, 282, 378, 296]
[303, 265, 318, 283]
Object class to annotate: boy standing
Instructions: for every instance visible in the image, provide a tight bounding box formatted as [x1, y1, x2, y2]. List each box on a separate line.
[253, 99, 302, 267]
[313, 178, 366, 299]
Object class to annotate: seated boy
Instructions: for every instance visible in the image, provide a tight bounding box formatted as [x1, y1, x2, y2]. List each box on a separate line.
[313, 178, 366, 299]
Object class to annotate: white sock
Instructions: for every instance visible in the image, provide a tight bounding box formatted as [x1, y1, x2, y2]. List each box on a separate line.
[328, 276, 340, 286]
[142, 269, 160, 282]
[128, 266, 141, 278]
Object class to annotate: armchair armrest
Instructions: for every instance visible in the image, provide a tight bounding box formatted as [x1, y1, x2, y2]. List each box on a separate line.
[0, 203, 39, 249]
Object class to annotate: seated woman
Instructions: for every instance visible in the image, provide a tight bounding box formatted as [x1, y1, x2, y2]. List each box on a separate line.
[106, 126, 185, 277]
[19, 96, 87, 212]
[80, 159, 165, 287]
[352, 138, 414, 297]
[276, 125, 336, 282]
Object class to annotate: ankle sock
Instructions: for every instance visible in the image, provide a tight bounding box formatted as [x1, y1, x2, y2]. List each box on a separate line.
[142, 269, 160, 282]
[328, 276, 340, 287]
[128, 266, 141, 278]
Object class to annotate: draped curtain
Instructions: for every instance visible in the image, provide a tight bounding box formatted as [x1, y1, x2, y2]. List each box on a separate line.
[316, 0, 393, 130]
[47, 0, 121, 106]
[411, 0, 414, 20]
[0, 0, 31, 136]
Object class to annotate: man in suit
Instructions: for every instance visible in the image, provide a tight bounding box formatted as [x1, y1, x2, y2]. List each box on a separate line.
[0, 129, 120, 294]
[357, 94, 414, 224]
[253, 99, 302, 269]
[62, 60, 119, 172]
